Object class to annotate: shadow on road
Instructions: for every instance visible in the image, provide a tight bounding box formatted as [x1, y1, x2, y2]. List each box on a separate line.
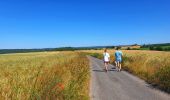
[92, 69, 117, 72]
[92, 70, 106, 72]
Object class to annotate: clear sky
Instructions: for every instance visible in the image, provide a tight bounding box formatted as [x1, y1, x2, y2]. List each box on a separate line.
[0, 0, 170, 49]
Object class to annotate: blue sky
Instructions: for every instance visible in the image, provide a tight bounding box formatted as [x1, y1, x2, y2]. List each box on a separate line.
[0, 0, 170, 49]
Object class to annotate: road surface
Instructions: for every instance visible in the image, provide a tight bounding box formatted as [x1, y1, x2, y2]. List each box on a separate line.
[88, 56, 170, 100]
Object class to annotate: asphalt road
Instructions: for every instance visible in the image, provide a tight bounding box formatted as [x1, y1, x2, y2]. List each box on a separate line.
[88, 56, 170, 100]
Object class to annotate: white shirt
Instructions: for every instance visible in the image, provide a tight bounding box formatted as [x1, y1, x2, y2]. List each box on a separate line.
[103, 52, 110, 62]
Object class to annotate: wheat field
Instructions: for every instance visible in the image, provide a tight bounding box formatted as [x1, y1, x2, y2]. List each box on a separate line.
[1, 49, 169, 100]
[0, 51, 89, 100]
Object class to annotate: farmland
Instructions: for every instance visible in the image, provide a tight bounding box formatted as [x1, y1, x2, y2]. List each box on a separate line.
[0, 52, 89, 100]
[0, 49, 170, 100]
[83, 50, 170, 93]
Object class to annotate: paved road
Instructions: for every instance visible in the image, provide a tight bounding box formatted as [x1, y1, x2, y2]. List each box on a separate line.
[88, 56, 170, 100]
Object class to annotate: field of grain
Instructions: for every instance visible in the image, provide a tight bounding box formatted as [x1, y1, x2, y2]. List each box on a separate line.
[83, 50, 170, 93]
[0, 51, 89, 100]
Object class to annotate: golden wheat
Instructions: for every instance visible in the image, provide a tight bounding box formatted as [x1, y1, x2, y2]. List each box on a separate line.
[0, 51, 89, 100]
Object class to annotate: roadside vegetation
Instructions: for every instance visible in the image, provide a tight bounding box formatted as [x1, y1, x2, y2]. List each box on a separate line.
[84, 50, 170, 93]
[0, 51, 89, 100]
[140, 43, 170, 51]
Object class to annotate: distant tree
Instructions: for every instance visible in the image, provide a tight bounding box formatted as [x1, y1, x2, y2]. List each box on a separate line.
[132, 44, 138, 46]
[155, 46, 163, 51]
[164, 48, 168, 51]
[116, 46, 122, 50]
[141, 44, 147, 48]
[111, 46, 115, 49]
[127, 47, 131, 50]
[54, 47, 75, 51]
[165, 47, 170, 51]
[149, 46, 154, 50]
[105, 46, 115, 49]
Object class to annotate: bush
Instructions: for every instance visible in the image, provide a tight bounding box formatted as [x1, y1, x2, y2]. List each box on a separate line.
[127, 47, 131, 50]
[155, 46, 163, 51]
[116, 46, 122, 50]
[149, 46, 154, 50]
[164, 47, 170, 51]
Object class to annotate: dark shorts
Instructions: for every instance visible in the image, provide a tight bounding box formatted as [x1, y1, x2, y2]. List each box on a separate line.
[104, 61, 110, 63]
